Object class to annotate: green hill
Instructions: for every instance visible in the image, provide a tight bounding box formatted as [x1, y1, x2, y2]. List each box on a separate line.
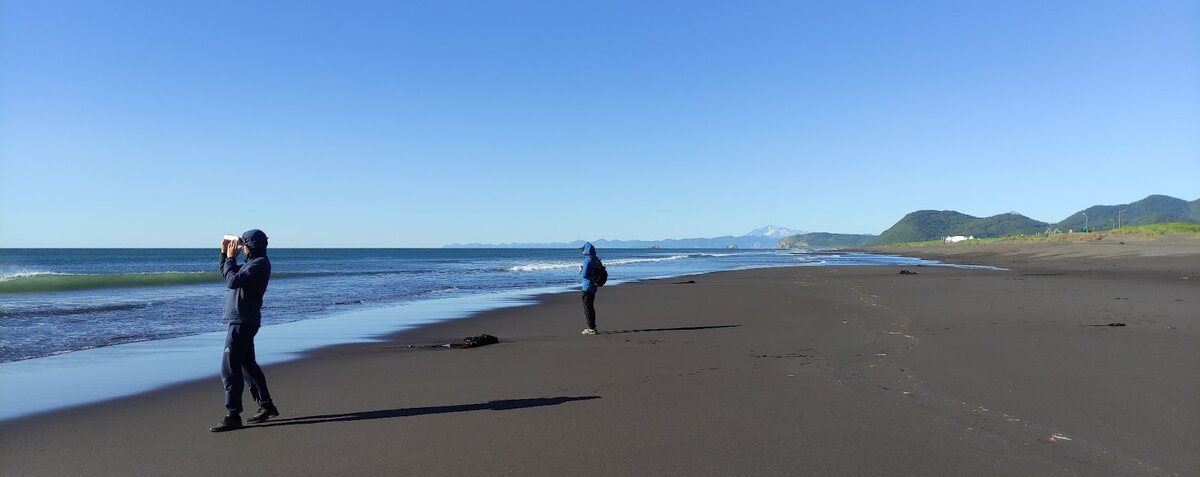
[786, 194, 1198, 248]
[1055, 195, 1200, 231]
[777, 233, 876, 249]
[873, 211, 1048, 245]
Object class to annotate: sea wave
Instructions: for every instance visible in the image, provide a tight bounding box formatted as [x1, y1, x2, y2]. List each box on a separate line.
[0, 301, 155, 318]
[506, 254, 694, 272]
[0, 269, 436, 294]
[0, 272, 224, 294]
[0, 270, 69, 282]
[506, 261, 578, 272]
[606, 255, 690, 265]
[332, 286, 462, 306]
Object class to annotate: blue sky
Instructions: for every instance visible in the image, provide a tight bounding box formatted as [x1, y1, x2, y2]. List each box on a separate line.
[2, 1, 1197, 247]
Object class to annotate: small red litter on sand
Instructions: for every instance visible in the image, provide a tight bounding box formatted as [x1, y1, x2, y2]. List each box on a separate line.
[1047, 433, 1072, 443]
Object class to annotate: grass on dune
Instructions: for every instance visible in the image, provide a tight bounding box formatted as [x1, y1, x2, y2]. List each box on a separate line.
[874, 222, 1200, 247]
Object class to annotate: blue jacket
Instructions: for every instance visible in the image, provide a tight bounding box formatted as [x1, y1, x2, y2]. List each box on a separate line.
[220, 229, 271, 325]
[580, 242, 600, 293]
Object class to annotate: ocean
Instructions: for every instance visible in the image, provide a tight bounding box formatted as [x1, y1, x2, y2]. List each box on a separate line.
[0, 247, 984, 419]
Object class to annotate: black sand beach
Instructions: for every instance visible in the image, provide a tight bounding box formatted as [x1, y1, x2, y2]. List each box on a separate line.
[1, 240, 1197, 475]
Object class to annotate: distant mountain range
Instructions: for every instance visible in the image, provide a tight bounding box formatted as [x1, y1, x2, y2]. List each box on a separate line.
[806, 194, 1198, 247]
[445, 195, 1199, 250]
[444, 226, 804, 249]
[743, 226, 803, 239]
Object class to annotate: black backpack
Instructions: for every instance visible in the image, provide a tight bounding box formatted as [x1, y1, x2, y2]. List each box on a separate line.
[592, 260, 608, 287]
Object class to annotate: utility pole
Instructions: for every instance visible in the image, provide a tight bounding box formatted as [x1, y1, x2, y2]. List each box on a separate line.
[1118, 209, 1126, 229]
[1082, 212, 1089, 232]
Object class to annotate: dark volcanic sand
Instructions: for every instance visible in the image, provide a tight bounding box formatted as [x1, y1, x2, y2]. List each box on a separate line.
[2, 241, 1197, 475]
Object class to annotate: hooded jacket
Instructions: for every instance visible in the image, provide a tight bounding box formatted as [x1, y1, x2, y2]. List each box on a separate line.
[220, 229, 271, 325]
[579, 242, 600, 293]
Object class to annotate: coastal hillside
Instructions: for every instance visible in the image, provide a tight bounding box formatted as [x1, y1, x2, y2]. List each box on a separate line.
[867, 194, 1198, 245]
[777, 233, 876, 249]
[871, 211, 1048, 245]
[1054, 195, 1200, 231]
[448, 196, 1199, 249]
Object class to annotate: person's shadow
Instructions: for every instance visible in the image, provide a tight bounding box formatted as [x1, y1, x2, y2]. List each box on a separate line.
[600, 325, 739, 335]
[252, 396, 600, 428]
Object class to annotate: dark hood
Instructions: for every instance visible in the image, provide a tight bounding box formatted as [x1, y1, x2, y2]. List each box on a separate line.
[241, 229, 269, 256]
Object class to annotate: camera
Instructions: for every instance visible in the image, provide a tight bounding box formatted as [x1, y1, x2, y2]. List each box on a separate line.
[222, 235, 243, 257]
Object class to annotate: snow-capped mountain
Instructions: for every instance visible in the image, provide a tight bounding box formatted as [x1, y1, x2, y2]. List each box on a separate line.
[743, 226, 802, 239]
[446, 225, 805, 249]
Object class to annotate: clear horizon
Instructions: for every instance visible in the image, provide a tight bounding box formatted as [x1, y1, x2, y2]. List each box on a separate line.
[2, 1, 1197, 247]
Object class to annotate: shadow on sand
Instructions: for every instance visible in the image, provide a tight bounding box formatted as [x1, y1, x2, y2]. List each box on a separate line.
[600, 325, 739, 335]
[254, 396, 600, 428]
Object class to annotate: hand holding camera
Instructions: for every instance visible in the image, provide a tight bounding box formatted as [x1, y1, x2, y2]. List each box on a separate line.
[221, 235, 242, 259]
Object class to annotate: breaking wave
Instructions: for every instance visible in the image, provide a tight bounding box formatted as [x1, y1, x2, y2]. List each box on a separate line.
[0, 272, 223, 294]
[506, 254, 694, 272]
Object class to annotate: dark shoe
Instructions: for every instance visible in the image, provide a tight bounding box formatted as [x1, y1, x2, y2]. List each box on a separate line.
[209, 414, 242, 432]
[247, 404, 279, 424]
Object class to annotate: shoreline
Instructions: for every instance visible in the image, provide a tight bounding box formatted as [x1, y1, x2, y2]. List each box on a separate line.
[0, 285, 567, 421]
[0, 251, 985, 421]
[0, 269, 756, 421]
[2, 243, 1197, 475]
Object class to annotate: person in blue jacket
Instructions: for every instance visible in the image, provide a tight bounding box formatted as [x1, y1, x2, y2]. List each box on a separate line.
[210, 229, 279, 432]
[578, 242, 601, 335]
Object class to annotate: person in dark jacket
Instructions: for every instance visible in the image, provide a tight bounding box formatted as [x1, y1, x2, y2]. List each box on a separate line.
[210, 229, 279, 432]
[578, 242, 601, 335]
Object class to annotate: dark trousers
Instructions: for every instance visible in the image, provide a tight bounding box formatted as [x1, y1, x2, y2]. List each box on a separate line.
[581, 290, 597, 329]
[222, 323, 272, 414]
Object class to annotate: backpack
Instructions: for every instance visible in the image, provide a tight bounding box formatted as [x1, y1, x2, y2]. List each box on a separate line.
[592, 260, 608, 287]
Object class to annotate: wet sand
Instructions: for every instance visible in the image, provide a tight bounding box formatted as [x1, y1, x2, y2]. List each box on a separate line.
[2, 240, 1197, 475]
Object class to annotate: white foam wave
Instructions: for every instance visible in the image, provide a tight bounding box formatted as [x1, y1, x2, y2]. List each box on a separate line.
[0, 270, 66, 282]
[507, 254, 694, 272]
[606, 255, 690, 265]
[0, 270, 213, 282]
[507, 262, 579, 272]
